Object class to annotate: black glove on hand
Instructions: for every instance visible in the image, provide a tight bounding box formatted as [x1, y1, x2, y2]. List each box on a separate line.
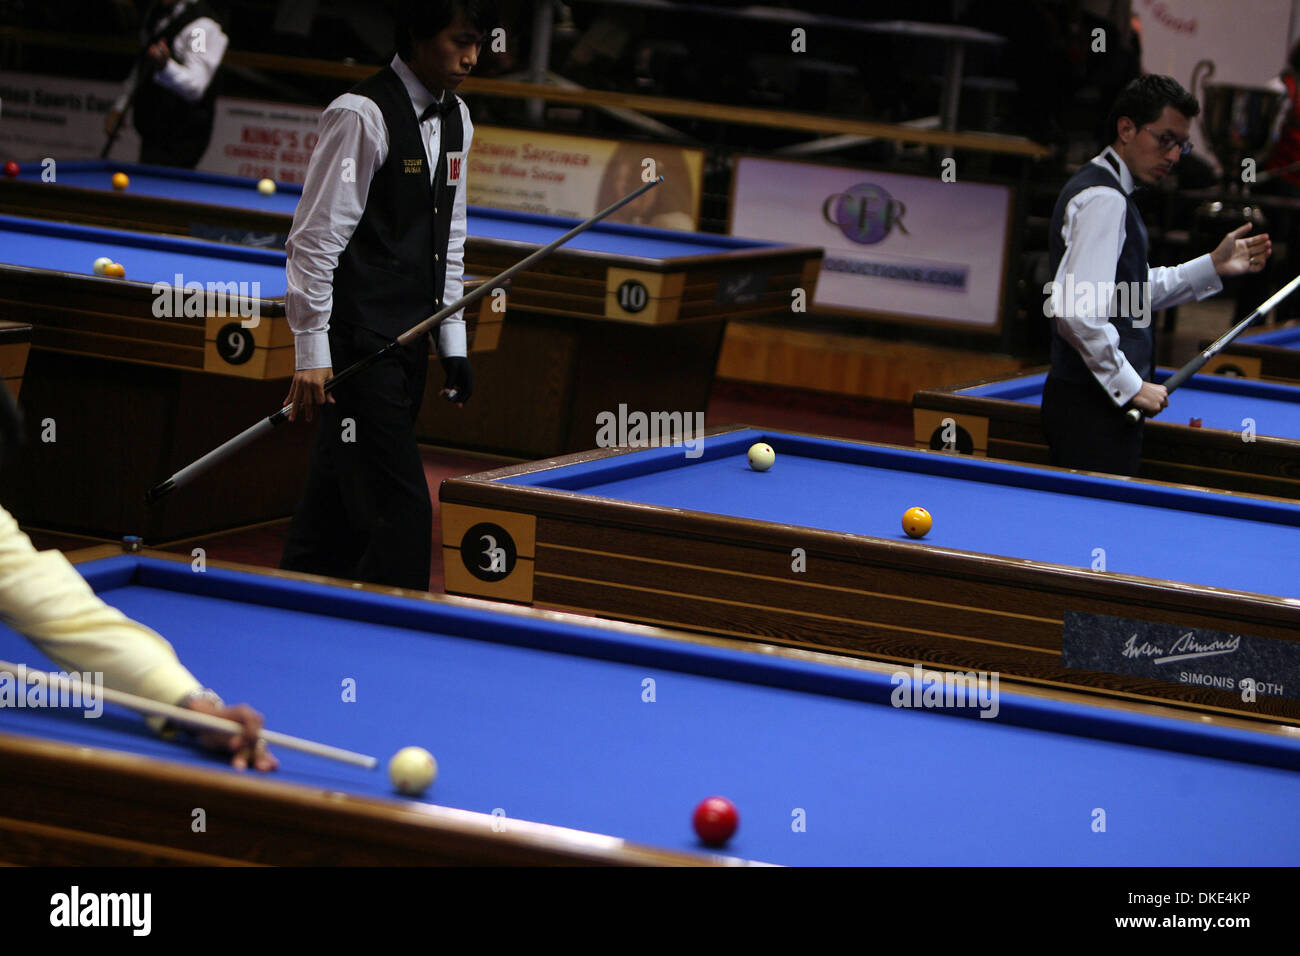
[440, 355, 473, 405]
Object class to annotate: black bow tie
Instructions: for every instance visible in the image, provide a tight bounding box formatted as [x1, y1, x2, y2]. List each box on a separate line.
[420, 96, 458, 123]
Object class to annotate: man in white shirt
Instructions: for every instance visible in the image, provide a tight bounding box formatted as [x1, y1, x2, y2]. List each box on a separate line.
[1043, 74, 1272, 475]
[279, 1, 492, 590]
[106, 0, 229, 168]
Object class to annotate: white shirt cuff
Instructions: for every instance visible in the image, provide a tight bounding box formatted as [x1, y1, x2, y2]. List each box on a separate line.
[156, 58, 186, 94]
[294, 330, 332, 370]
[437, 318, 466, 359]
[1101, 362, 1144, 407]
[1186, 254, 1223, 300]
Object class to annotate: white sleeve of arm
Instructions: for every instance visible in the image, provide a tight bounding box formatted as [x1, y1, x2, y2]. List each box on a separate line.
[0, 506, 200, 705]
[1050, 186, 1144, 405]
[152, 18, 228, 104]
[1148, 255, 1222, 312]
[437, 108, 472, 360]
[285, 97, 387, 370]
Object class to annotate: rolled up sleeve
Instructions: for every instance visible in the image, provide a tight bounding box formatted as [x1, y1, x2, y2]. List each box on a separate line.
[153, 17, 227, 103]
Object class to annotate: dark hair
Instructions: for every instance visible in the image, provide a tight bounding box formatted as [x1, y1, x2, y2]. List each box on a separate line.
[1106, 75, 1200, 143]
[1288, 40, 1300, 75]
[394, 1, 497, 60]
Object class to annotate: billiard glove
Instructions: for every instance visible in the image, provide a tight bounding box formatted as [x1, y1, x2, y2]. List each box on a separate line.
[440, 355, 473, 404]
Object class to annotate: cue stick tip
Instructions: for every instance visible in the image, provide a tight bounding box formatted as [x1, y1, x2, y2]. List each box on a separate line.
[143, 479, 174, 504]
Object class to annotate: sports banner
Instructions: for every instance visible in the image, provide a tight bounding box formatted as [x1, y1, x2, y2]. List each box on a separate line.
[730, 156, 1013, 330]
[468, 126, 703, 229]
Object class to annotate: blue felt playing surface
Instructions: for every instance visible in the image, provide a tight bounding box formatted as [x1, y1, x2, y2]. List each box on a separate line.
[504, 429, 1300, 600]
[956, 369, 1300, 436]
[0, 214, 289, 295]
[2, 559, 1299, 864]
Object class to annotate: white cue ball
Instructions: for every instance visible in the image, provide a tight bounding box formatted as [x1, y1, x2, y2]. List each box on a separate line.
[92, 257, 112, 275]
[747, 442, 776, 472]
[256, 178, 276, 195]
[388, 746, 437, 796]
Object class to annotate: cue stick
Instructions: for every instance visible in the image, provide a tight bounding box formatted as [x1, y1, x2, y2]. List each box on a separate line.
[1125, 272, 1300, 423]
[145, 176, 664, 503]
[101, 0, 161, 160]
[0, 659, 376, 769]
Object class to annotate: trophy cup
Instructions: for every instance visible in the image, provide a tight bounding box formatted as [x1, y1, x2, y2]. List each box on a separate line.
[1190, 59, 1285, 248]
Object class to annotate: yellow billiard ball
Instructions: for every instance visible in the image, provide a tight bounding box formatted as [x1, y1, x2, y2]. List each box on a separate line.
[902, 507, 931, 538]
[257, 178, 276, 196]
[111, 172, 129, 190]
[103, 262, 126, 278]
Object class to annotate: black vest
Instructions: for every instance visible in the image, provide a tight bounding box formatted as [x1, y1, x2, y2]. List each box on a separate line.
[133, 0, 221, 146]
[1048, 154, 1154, 384]
[331, 66, 463, 339]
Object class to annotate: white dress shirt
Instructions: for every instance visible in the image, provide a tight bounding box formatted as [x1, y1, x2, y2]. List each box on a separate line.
[113, 0, 228, 110]
[1052, 146, 1222, 405]
[285, 55, 472, 371]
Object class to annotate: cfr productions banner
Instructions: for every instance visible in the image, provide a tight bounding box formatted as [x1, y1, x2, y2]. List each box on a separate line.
[730, 156, 1013, 331]
[469, 126, 704, 230]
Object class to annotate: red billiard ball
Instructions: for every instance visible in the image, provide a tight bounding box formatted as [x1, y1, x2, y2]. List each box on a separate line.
[1189, 417, 1203, 428]
[3, 161, 19, 178]
[693, 796, 739, 846]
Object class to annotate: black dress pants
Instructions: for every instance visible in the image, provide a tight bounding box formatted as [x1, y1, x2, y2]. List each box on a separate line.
[1041, 373, 1144, 477]
[139, 131, 211, 170]
[280, 323, 432, 590]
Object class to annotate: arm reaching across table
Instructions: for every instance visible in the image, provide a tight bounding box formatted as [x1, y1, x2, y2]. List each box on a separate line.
[0, 505, 275, 771]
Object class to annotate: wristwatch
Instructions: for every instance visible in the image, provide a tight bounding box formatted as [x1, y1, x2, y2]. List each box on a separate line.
[157, 688, 225, 739]
[177, 687, 225, 710]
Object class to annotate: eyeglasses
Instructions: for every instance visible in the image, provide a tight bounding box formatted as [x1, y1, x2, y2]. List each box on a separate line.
[1142, 126, 1193, 157]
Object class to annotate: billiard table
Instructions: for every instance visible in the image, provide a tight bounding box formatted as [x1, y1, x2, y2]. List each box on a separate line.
[1, 162, 818, 323]
[0, 214, 497, 541]
[441, 426, 1300, 723]
[2, 162, 824, 458]
[0, 321, 32, 401]
[1206, 322, 1300, 383]
[407, 208, 822, 458]
[0, 161, 302, 245]
[913, 367, 1300, 499]
[2, 548, 1298, 866]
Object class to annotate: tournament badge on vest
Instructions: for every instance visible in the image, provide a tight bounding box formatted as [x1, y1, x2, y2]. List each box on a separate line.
[446, 151, 465, 187]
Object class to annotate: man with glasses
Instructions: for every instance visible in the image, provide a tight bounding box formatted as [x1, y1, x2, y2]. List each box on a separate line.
[1042, 75, 1272, 476]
